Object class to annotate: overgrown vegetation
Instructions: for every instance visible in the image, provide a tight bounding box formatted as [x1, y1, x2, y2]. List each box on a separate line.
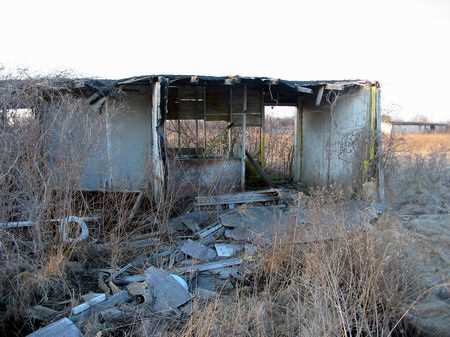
[1, 70, 446, 336]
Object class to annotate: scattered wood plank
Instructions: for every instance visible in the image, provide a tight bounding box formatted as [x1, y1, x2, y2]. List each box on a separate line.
[0, 220, 33, 229]
[195, 189, 279, 208]
[195, 223, 223, 239]
[174, 258, 242, 274]
[71, 293, 106, 315]
[71, 291, 130, 323]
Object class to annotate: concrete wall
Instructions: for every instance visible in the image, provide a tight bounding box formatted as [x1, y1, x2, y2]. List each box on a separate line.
[167, 158, 241, 196]
[95, 90, 152, 191]
[46, 87, 153, 192]
[301, 87, 371, 190]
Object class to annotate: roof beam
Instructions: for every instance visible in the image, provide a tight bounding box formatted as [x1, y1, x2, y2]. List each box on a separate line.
[325, 83, 345, 91]
[296, 85, 313, 94]
[315, 86, 325, 106]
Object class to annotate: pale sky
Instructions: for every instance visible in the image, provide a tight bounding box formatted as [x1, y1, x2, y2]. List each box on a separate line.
[1, 0, 449, 122]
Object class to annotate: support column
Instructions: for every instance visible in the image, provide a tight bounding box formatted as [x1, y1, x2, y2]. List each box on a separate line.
[241, 85, 247, 191]
[375, 86, 385, 204]
[259, 90, 265, 165]
[151, 81, 164, 200]
[228, 87, 233, 158]
[293, 97, 303, 182]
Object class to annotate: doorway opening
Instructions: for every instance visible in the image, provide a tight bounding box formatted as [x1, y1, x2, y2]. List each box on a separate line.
[262, 106, 297, 181]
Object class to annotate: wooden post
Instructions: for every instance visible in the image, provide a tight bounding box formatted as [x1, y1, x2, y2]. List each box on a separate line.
[151, 81, 164, 200]
[195, 119, 199, 154]
[228, 87, 233, 158]
[241, 85, 247, 191]
[293, 97, 303, 182]
[105, 99, 113, 188]
[315, 86, 325, 106]
[376, 87, 385, 204]
[177, 120, 181, 150]
[259, 90, 265, 165]
[203, 86, 207, 156]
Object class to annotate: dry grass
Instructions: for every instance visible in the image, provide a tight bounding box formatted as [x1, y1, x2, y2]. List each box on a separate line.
[174, 201, 416, 337]
[392, 133, 450, 154]
[0, 71, 431, 337]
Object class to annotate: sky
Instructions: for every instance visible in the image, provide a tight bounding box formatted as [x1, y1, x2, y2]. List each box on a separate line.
[1, 0, 449, 122]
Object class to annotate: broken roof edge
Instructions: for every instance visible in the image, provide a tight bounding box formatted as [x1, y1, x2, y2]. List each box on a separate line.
[72, 75, 378, 102]
[113, 74, 377, 89]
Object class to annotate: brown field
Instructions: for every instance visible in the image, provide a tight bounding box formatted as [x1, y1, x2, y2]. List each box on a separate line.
[391, 133, 450, 154]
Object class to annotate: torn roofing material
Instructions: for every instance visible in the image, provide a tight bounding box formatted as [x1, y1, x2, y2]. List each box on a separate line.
[68, 75, 375, 97]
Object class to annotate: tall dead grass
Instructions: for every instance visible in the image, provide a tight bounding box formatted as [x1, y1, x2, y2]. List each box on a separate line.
[0, 71, 422, 337]
[0, 71, 181, 336]
[392, 133, 450, 154]
[174, 192, 416, 337]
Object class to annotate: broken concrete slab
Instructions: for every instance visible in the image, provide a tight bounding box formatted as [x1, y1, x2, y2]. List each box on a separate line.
[192, 273, 234, 293]
[220, 206, 296, 245]
[221, 203, 377, 245]
[168, 211, 209, 233]
[27, 318, 84, 337]
[180, 239, 217, 261]
[214, 243, 244, 257]
[144, 267, 191, 312]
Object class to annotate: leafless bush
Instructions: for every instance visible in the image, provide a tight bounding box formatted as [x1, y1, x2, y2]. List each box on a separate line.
[0, 70, 151, 335]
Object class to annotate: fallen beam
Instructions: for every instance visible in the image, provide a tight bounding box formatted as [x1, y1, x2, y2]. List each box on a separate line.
[245, 150, 273, 187]
[174, 258, 242, 274]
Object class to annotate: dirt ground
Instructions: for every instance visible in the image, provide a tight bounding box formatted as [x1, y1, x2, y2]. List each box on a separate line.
[385, 133, 450, 336]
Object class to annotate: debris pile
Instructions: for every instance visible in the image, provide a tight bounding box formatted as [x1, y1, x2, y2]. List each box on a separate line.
[26, 189, 379, 337]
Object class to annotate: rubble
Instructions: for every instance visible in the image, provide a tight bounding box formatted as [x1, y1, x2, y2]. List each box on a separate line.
[25, 188, 381, 336]
[180, 239, 217, 261]
[144, 267, 191, 312]
[27, 318, 83, 337]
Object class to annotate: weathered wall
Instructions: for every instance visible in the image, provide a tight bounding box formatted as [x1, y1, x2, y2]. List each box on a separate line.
[98, 89, 152, 191]
[46, 86, 153, 192]
[301, 87, 371, 190]
[166, 159, 241, 196]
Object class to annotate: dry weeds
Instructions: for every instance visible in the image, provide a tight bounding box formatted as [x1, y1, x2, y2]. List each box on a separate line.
[0, 71, 436, 336]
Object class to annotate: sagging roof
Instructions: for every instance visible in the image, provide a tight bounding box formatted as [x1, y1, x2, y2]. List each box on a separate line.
[0, 75, 377, 114]
[74, 75, 376, 110]
[83, 74, 373, 94]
